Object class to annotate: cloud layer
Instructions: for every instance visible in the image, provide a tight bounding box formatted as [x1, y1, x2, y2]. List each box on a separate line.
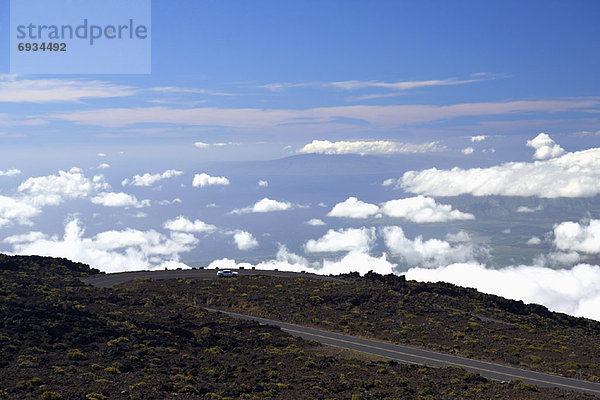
[405, 262, 600, 321]
[299, 140, 443, 155]
[4, 218, 196, 272]
[401, 134, 600, 198]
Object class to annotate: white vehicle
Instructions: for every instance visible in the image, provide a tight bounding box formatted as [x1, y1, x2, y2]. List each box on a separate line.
[217, 269, 238, 278]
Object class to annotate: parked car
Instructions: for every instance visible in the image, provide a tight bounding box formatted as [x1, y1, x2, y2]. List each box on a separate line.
[217, 269, 238, 278]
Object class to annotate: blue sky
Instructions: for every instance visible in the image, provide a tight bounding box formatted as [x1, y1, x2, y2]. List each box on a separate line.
[0, 0, 598, 154]
[1, 1, 600, 319]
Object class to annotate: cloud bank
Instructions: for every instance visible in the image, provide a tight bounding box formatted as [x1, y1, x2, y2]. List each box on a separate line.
[327, 196, 474, 223]
[405, 262, 600, 321]
[4, 218, 196, 272]
[401, 134, 600, 198]
[299, 140, 443, 155]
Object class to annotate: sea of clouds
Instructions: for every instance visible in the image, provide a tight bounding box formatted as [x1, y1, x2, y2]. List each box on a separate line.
[2, 133, 600, 321]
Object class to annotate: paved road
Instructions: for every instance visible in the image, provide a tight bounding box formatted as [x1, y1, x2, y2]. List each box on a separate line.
[86, 269, 600, 397]
[85, 268, 343, 288]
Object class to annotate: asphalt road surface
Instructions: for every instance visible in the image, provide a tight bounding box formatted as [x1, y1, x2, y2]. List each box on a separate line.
[85, 268, 343, 288]
[86, 269, 600, 397]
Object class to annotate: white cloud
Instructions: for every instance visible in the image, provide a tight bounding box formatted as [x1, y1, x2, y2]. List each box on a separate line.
[533, 251, 581, 267]
[401, 135, 600, 198]
[304, 228, 375, 253]
[202, 243, 600, 321]
[97, 163, 110, 169]
[192, 173, 230, 187]
[527, 236, 542, 245]
[380, 196, 474, 223]
[382, 226, 478, 267]
[90, 192, 150, 208]
[382, 178, 396, 187]
[445, 231, 472, 243]
[326, 196, 473, 223]
[0, 76, 134, 103]
[461, 147, 474, 155]
[3, 231, 47, 244]
[575, 130, 600, 136]
[193, 141, 239, 148]
[327, 197, 380, 219]
[97, 153, 107, 157]
[320, 251, 394, 275]
[194, 141, 210, 148]
[17, 167, 109, 206]
[51, 100, 597, 130]
[329, 76, 485, 92]
[163, 216, 216, 233]
[213, 142, 239, 147]
[0, 196, 40, 226]
[299, 140, 444, 155]
[517, 205, 543, 213]
[233, 230, 259, 250]
[122, 169, 183, 187]
[306, 218, 326, 226]
[157, 198, 182, 206]
[0, 168, 21, 176]
[470, 135, 487, 142]
[3, 218, 197, 272]
[208, 248, 394, 276]
[526, 132, 565, 160]
[405, 262, 600, 321]
[231, 198, 292, 214]
[553, 219, 600, 254]
[258, 180, 269, 187]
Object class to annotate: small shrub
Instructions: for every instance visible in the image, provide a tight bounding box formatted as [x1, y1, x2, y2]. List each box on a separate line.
[66, 349, 87, 360]
[85, 394, 107, 400]
[41, 392, 63, 400]
[205, 346, 224, 354]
